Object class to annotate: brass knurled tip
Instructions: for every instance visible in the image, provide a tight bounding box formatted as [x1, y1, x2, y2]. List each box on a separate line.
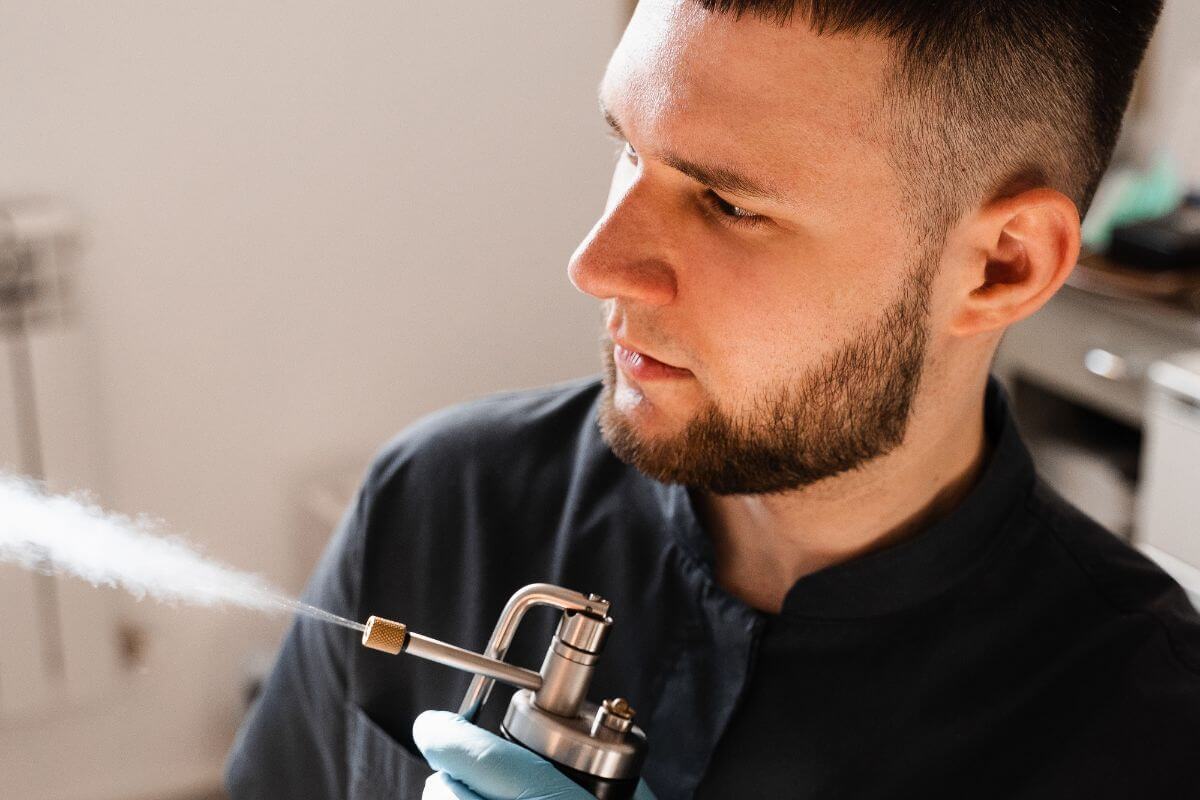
[362, 615, 407, 655]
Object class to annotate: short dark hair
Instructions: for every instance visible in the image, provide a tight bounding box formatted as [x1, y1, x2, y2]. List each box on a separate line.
[694, 0, 1163, 234]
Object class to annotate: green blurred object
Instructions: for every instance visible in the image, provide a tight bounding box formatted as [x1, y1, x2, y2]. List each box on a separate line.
[1082, 151, 1184, 252]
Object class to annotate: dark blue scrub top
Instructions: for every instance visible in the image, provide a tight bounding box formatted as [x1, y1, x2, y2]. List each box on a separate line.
[225, 376, 1200, 799]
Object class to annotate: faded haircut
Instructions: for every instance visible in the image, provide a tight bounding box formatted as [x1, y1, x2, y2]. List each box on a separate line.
[695, 0, 1163, 237]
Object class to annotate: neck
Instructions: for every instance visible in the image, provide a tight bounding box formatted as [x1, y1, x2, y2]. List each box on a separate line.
[699, 377, 991, 614]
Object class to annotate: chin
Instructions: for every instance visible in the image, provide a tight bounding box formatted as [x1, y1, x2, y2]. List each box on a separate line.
[608, 370, 695, 436]
[599, 339, 707, 444]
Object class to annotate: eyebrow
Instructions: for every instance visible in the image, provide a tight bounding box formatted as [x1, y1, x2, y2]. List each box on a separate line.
[599, 96, 790, 206]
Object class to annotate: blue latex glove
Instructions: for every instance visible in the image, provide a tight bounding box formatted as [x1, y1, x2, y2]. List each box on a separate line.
[413, 709, 656, 800]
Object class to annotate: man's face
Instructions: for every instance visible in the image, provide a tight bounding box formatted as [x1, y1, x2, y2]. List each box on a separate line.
[570, 1, 940, 494]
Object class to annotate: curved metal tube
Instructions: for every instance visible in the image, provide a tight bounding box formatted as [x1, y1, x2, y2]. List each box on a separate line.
[458, 583, 609, 720]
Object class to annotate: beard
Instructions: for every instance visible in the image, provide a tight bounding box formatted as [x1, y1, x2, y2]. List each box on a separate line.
[597, 255, 936, 495]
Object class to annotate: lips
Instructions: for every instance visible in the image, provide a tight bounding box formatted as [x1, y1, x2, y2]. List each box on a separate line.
[613, 341, 692, 381]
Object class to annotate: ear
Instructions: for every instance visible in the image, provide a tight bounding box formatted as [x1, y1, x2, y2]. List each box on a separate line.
[948, 188, 1080, 337]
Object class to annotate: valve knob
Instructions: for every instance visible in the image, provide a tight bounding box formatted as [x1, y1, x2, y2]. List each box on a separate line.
[592, 697, 636, 737]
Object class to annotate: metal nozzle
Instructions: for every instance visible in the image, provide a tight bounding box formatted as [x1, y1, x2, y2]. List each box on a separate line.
[360, 613, 543, 693]
[362, 615, 408, 655]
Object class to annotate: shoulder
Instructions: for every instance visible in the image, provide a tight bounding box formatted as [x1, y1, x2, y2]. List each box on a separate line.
[358, 376, 606, 502]
[1010, 480, 1200, 780]
[1025, 478, 1200, 677]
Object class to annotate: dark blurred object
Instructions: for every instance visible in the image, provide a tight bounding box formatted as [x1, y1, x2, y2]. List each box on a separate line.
[1072, 251, 1200, 313]
[1107, 197, 1200, 272]
[0, 197, 79, 330]
[1076, 194, 1200, 312]
[0, 197, 82, 683]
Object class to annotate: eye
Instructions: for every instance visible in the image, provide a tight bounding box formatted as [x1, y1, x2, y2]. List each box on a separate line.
[702, 191, 768, 230]
[606, 129, 638, 164]
[605, 129, 766, 230]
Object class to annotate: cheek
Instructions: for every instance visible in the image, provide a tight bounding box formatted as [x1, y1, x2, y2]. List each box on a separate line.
[683, 251, 843, 378]
[682, 239, 896, 401]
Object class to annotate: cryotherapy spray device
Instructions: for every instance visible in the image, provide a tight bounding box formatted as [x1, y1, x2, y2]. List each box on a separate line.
[361, 583, 648, 799]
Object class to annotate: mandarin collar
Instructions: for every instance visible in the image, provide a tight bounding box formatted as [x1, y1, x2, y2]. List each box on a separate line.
[654, 377, 1037, 620]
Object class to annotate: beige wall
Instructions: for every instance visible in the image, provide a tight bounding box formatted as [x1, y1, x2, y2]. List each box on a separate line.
[0, 3, 625, 798]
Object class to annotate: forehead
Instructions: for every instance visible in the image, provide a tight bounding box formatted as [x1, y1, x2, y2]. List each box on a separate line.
[601, 0, 892, 206]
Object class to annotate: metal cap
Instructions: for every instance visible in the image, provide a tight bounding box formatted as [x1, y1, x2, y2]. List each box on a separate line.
[555, 611, 611, 654]
[362, 616, 407, 655]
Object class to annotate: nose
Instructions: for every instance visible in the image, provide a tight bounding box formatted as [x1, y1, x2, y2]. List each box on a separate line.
[567, 184, 678, 307]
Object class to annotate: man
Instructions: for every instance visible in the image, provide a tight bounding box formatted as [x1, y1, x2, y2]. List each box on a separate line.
[226, 1, 1200, 798]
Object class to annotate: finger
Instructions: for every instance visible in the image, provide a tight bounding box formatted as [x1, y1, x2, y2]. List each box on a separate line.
[412, 710, 585, 799]
[424, 772, 485, 800]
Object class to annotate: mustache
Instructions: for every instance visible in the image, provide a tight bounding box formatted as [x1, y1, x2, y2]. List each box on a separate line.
[599, 308, 682, 365]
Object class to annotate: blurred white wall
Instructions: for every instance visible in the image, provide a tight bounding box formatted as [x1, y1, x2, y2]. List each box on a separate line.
[0, 2, 625, 798]
[1077, 0, 1199, 177]
[1148, 0, 1200, 187]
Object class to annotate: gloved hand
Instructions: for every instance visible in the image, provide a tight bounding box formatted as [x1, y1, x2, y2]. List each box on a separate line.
[413, 709, 656, 800]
